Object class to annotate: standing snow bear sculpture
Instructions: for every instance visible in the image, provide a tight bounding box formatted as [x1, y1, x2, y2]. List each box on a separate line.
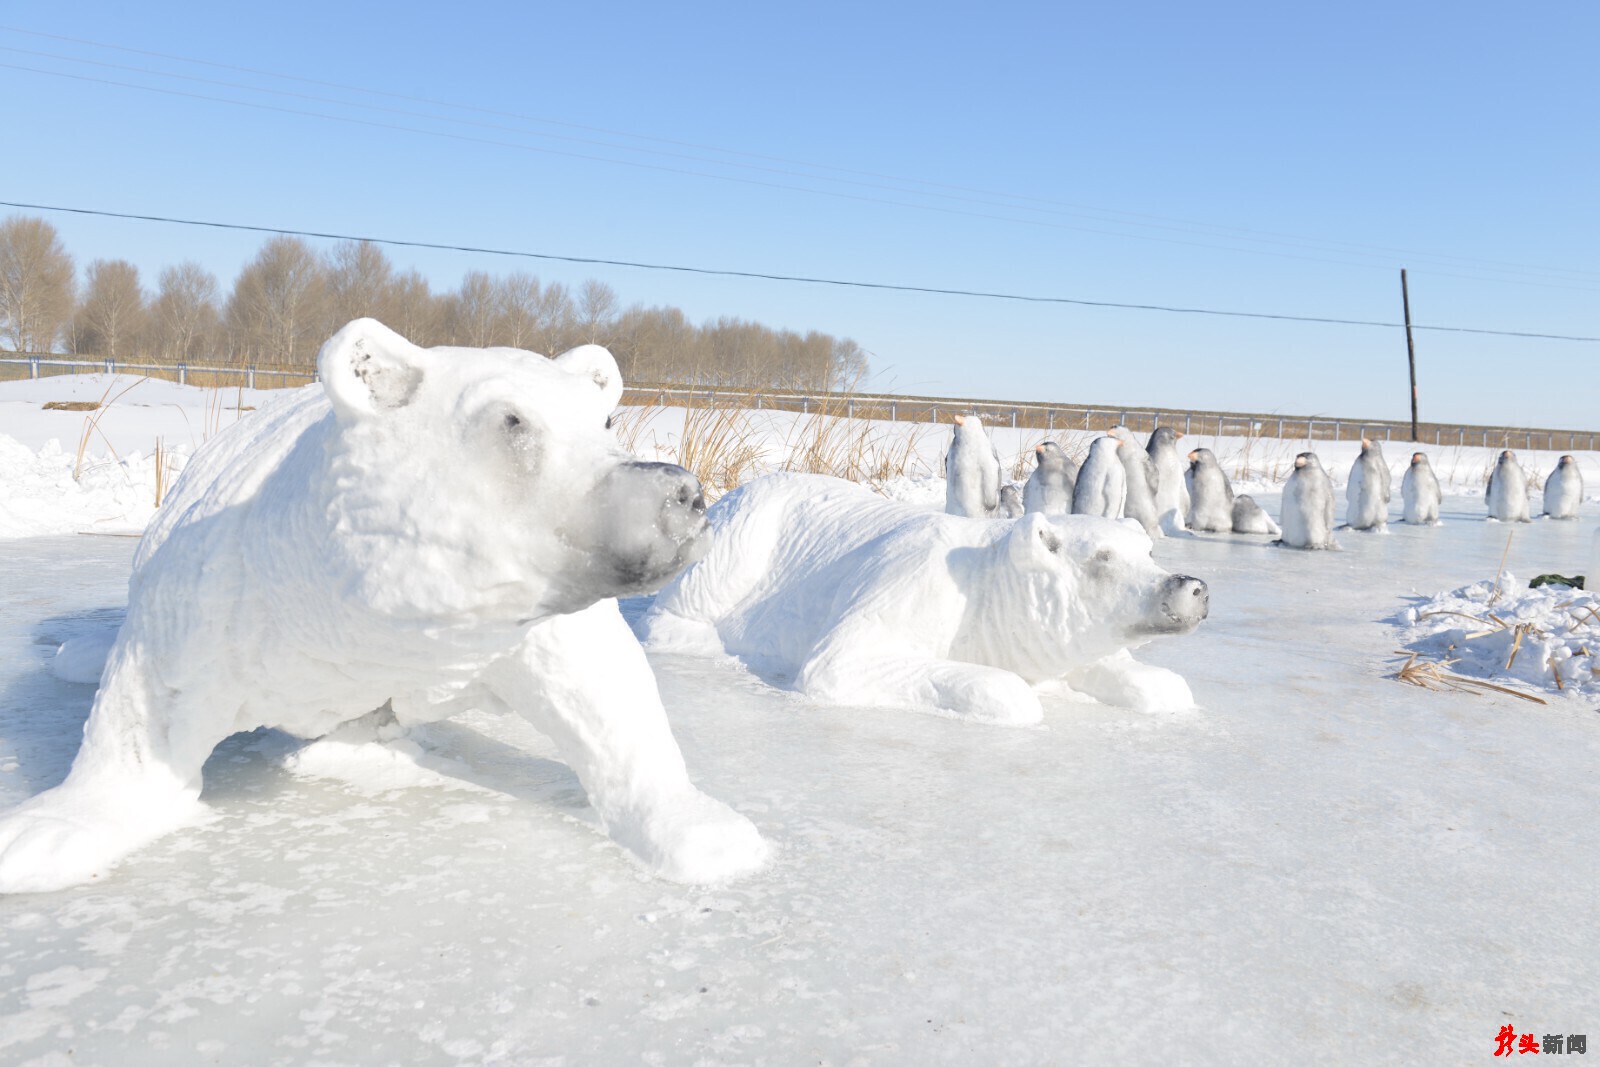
[1486, 450, 1532, 522]
[0, 319, 767, 893]
[945, 414, 1003, 518]
[640, 474, 1210, 722]
[1344, 438, 1392, 531]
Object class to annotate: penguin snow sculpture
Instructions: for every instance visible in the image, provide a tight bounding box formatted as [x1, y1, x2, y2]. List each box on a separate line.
[1485, 451, 1531, 522]
[1279, 452, 1338, 549]
[1022, 440, 1077, 516]
[944, 415, 1003, 518]
[1345, 438, 1392, 531]
[1543, 455, 1583, 520]
[1401, 452, 1442, 525]
[1146, 426, 1190, 534]
[1072, 436, 1128, 519]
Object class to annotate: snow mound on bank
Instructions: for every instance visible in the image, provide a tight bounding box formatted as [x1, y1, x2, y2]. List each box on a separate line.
[0, 433, 188, 539]
[1394, 574, 1600, 696]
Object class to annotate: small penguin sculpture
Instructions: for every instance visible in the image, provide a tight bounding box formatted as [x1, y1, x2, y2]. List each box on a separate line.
[1485, 450, 1531, 523]
[944, 415, 1003, 518]
[1071, 436, 1128, 519]
[1279, 452, 1338, 549]
[1022, 440, 1078, 516]
[1345, 438, 1392, 531]
[1400, 452, 1442, 525]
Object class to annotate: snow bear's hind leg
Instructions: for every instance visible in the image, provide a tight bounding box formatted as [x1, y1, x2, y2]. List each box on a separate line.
[482, 600, 767, 883]
[0, 673, 226, 893]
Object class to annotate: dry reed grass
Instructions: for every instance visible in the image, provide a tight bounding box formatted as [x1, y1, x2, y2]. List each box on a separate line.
[676, 397, 767, 498]
[73, 377, 147, 482]
[1392, 652, 1549, 704]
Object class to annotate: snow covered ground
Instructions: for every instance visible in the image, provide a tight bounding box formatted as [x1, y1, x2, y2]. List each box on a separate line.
[2, 375, 1600, 1064]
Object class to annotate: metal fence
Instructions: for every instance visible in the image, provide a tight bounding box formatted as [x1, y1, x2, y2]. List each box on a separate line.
[0, 356, 316, 390]
[622, 384, 1600, 454]
[3, 356, 1595, 453]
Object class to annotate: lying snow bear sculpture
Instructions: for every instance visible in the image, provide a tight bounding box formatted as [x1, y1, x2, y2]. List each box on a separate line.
[0, 319, 766, 892]
[639, 474, 1209, 722]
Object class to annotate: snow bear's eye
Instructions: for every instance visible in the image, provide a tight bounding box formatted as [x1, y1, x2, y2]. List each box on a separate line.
[1093, 549, 1115, 565]
[1037, 527, 1062, 555]
[605, 414, 615, 431]
[504, 413, 524, 432]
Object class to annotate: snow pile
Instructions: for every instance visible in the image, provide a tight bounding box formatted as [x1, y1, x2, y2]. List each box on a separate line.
[0, 433, 187, 539]
[1394, 574, 1600, 696]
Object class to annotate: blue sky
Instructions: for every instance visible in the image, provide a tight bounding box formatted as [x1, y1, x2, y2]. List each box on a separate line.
[3, 2, 1595, 427]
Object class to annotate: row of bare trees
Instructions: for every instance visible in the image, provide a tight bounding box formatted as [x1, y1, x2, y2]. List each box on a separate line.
[0, 214, 868, 390]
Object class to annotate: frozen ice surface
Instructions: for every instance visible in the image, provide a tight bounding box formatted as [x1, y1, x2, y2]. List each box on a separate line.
[2, 500, 1600, 1063]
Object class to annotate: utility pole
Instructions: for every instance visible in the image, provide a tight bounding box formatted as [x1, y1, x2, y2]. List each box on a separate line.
[1401, 269, 1419, 441]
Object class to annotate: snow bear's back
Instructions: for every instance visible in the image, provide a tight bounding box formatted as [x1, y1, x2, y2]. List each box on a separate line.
[134, 386, 331, 570]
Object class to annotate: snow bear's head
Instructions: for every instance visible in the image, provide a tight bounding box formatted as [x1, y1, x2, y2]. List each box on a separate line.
[316, 318, 710, 625]
[975, 513, 1208, 680]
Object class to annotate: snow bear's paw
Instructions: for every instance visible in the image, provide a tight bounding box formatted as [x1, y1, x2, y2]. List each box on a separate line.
[0, 809, 125, 893]
[1068, 655, 1197, 715]
[621, 791, 769, 884]
[1119, 667, 1197, 714]
[0, 785, 204, 893]
[936, 668, 1043, 726]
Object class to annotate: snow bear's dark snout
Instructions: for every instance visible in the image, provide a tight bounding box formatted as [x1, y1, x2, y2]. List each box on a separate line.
[588, 461, 712, 596]
[1150, 574, 1208, 633]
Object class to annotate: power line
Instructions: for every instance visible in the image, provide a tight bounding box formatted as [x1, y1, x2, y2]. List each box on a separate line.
[6, 198, 1596, 343]
[3, 30, 1597, 290]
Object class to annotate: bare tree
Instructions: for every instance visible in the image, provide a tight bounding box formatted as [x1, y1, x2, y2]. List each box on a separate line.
[226, 237, 327, 365]
[534, 281, 575, 354]
[0, 215, 75, 353]
[576, 279, 619, 345]
[147, 261, 221, 364]
[71, 259, 147, 359]
[443, 270, 498, 348]
[494, 272, 541, 349]
[387, 269, 442, 346]
[324, 240, 395, 331]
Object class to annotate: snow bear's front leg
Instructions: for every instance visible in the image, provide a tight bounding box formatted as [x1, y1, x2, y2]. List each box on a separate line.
[800, 634, 1043, 726]
[481, 600, 767, 883]
[1065, 649, 1196, 713]
[0, 647, 226, 892]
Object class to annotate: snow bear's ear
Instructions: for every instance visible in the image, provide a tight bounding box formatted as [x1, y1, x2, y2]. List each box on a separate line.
[553, 344, 624, 412]
[318, 319, 429, 423]
[1008, 514, 1065, 567]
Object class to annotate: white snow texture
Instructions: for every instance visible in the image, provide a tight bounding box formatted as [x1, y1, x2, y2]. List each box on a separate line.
[0, 320, 766, 892]
[640, 473, 1208, 721]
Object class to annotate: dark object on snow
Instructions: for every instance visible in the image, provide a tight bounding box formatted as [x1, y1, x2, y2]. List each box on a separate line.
[1528, 573, 1585, 590]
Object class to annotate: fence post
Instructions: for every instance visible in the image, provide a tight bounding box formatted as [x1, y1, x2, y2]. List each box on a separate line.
[1185, 413, 1191, 435]
[1276, 417, 1283, 439]
[103, 358, 114, 375]
[29, 357, 38, 380]
[1308, 418, 1315, 440]
[890, 401, 896, 421]
[1011, 409, 1017, 429]
[178, 363, 187, 386]
[247, 365, 256, 389]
